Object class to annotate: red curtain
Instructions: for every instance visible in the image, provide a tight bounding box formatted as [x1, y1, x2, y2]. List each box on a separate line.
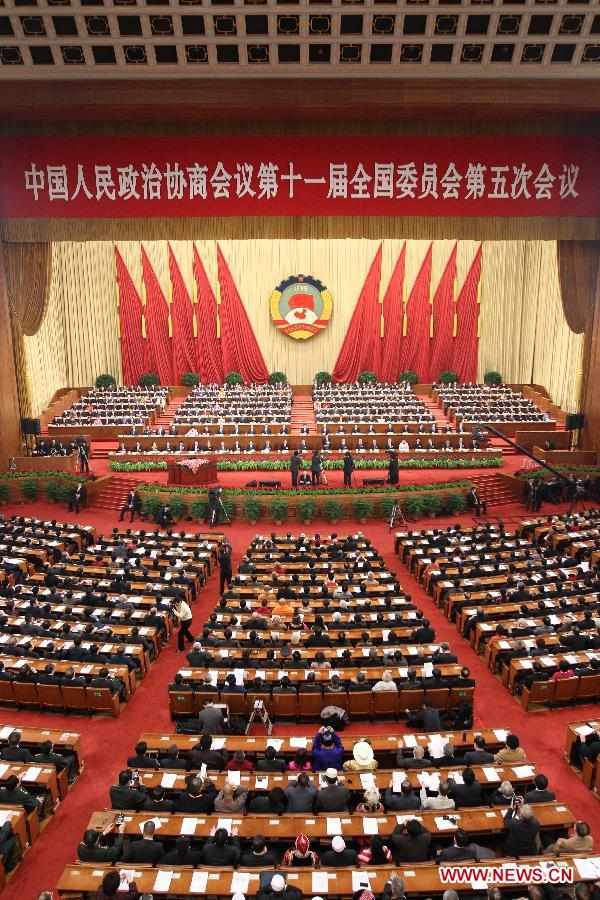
[452, 244, 482, 382]
[428, 243, 457, 382]
[169, 244, 198, 383]
[193, 246, 223, 385]
[217, 244, 269, 383]
[141, 246, 173, 386]
[380, 243, 406, 383]
[398, 244, 433, 381]
[332, 245, 383, 383]
[115, 245, 147, 385]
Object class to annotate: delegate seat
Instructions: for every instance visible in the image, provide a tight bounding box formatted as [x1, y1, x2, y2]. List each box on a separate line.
[0, 682, 15, 705]
[297, 691, 324, 721]
[220, 693, 246, 716]
[521, 680, 556, 712]
[399, 688, 424, 711]
[36, 684, 64, 711]
[86, 687, 120, 717]
[347, 691, 372, 719]
[12, 681, 39, 708]
[372, 690, 399, 720]
[449, 686, 474, 709]
[423, 688, 449, 711]
[61, 685, 89, 714]
[272, 692, 299, 721]
[169, 691, 195, 718]
[551, 677, 579, 706]
[576, 674, 600, 702]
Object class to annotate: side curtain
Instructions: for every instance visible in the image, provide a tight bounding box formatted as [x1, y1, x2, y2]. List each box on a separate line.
[332, 245, 383, 382]
[3, 241, 52, 418]
[557, 241, 600, 334]
[0, 250, 22, 465]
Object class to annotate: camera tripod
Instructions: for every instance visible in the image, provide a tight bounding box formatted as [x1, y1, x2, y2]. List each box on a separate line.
[209, 491, 231, 527]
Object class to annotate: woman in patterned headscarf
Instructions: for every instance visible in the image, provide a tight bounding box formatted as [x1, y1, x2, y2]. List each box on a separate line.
[280, 833, 320, 868]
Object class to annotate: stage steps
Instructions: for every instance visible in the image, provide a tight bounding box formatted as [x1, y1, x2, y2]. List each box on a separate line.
[90, 476, 140, 513]
[153, 397, 184, 431]
[290, 396, 317, 435]
[469, 473, 518, 508]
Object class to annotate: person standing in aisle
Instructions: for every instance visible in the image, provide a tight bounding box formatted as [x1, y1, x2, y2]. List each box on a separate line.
[343, 450, 355, 488]
[172, 594, 195, 652]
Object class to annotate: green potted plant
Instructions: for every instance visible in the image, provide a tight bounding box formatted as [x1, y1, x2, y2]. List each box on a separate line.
[314, 371, 332, 385]
[141, 495, 161, 520]
[56, 481, 74, 505]
[181, 372, 200, 387]
[21, 478, 38, 502]
[269, 496, 288, 525]
[405, 493, 425, 520]
[398, 370, 419, 385]
[444, 491, 467, 515]
[378, 497, 396, 520]
[438, 370, 459, 385]
[0, 482, 9, 505]
[139, 373, 160, 387]
[358, 371, 378, 384]
[323, 497, 344, 524]
[244, 497, 262, 524]
[169, 497, 187, 521]
[45, 480, 60, 503]
[95, 373, 117, 388]
[484, 371, 502, 386]
[352, 497, 374, 523]
[268, 372, 287, 385]
[422, 493, 443, 517]
[224, 371, 243, 386]
[298, 497, 317, 524]
[189, 498, 208, 522]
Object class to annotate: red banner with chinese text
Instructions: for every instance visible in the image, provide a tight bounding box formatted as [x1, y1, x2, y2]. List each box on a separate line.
[0, 136, 598, 218]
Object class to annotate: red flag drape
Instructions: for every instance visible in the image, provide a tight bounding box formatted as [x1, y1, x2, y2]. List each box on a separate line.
[169, 244, 197, 383]
[193, 246, 223, 385]
[115, 245, 147, 385]
[428, 243, 457, 383]
[452, 244, 482, 382]
[141, 246, 173, 386]
[380, 243, 406, 383]
[332, 245, 383, 383]
[397, 245, 433, 382]
[217, 245, 269, 383]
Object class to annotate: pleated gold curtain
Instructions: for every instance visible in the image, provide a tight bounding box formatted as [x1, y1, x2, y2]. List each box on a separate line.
[3, 241, 52, 418]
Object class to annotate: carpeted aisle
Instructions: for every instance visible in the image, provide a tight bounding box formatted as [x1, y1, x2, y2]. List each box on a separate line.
[1, 508, 599, 898]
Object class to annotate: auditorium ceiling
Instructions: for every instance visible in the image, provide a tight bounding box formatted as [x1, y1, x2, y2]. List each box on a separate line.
[1, 0, 598, 74]
[0, 0, 598, 120]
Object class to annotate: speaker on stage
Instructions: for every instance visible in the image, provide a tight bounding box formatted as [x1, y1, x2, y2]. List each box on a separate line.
[21, 418, 41, 435]
[566, 413, 585, 431]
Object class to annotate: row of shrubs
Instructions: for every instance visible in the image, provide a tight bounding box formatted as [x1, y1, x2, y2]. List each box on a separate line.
[96, 370, 503, 388]
[0, 476, 82, 504]
[141, 490, 467, 523]
[109, 456, 503, 474]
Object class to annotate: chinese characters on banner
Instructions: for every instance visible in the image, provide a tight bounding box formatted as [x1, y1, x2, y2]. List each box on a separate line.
[1, 136, 598, 217]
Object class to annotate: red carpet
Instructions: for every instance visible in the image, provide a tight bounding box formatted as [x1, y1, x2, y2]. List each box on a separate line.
[2, 504, 600, 898]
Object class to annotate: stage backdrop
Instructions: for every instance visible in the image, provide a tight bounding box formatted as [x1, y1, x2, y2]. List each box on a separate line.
[23, 239, 583, 417]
